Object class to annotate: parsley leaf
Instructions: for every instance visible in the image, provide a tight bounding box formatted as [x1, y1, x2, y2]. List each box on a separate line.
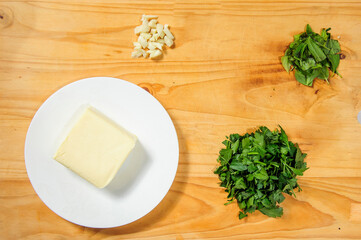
[214, 126, 308, 219]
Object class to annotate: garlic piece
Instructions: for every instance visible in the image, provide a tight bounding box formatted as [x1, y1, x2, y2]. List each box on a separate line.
[148, 42, 156, 50]
[164, 36, 173, 47]
[140, 20, 150, 33]
[138, 36, 148, 48]
[131, 50, 142, 58]
[156, 38, 165, 44]
[163, 24, 174, 40]
[142, 15, 158, 21]
[133, 42, 141, 49]
[139, 49, 148, 58]
[152, 42, 163, 50]
[134, 26, 142, 35]
[156, 24, 163, 34]
[148, 19, 157, 28]
[140, 32, 151, 40]
[149, 49, 162, 59]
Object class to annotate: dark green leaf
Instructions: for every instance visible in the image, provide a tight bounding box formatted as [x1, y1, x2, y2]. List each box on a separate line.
[279, 126, 290, 150]
[247, 164, 257, 173]
[254, 168, 269, 180]
[231, 139, 240, 154]
[328, 54, 340, 73]
[245, 206, 256, 213]
[290, 166, 304, 176]
[261, 198, 273, 208]
[306, 37, 326, 62]
[259, 207, 283, 218]
[320, 29, 328, 41]
[222, 140, 230, 147]
[247, 174, 254, 181]
[293, 33, 301, 42]
[281, 56, 291, 73]
[270, 176, 278, 180]
[305, 24, 313, 35]
[220, 149, 232, 164]
[254, 132, 265, 149]
[224, 199, 234, 205]
[239, 211, 247, 220]
[235, 177, 247, 189]
[230, 162, 248, 171]
[242, 138, 251, 149]
[295, 70, 308, 85]
[300, 58, 316, 71]
[327, 39, 341, 54]
[247, 196, 254, 208]
[305, 69, 320, 86]
[214, 166, 223, 174]
[318, 66, 329, 81]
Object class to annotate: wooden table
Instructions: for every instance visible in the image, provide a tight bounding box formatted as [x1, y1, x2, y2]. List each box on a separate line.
[1, 0, 361, 239]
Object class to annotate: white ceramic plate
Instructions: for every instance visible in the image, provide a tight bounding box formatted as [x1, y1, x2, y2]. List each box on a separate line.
[24, 77, 179, 228]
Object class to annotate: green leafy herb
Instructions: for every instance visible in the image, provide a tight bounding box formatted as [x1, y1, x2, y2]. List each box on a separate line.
[282, 24, 342, 86]
[214, 126, 308, 219]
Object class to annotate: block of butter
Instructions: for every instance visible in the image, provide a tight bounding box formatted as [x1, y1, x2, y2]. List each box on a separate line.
[53, 106, 137, 188]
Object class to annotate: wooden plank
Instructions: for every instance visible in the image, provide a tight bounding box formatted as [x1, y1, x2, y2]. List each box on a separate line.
[1, 0, 361, 239]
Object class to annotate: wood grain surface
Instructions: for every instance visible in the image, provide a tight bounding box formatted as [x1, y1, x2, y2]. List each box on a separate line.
[1, 0, 361, 239]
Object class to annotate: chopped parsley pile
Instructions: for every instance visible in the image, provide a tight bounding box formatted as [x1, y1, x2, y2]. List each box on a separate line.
[214, 126, 308, 219]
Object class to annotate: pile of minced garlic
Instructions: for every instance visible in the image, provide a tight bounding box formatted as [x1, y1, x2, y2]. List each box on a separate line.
[131, 15, 175, 59]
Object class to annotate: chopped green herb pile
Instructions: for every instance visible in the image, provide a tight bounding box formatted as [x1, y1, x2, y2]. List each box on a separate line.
[214, 126, 308, 219]
[281, 24, 341, 86]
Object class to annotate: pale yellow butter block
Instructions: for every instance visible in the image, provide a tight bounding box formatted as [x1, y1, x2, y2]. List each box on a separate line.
[53, 107, 137, 188]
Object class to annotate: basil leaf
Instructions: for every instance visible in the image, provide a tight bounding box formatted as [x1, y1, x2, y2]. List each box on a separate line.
[318, 66, 329, 81]
[306, 37, 326, 62]
[282, 24, 341, 86]
[281, 56, 291, 73]
[328, 54, 340, 73]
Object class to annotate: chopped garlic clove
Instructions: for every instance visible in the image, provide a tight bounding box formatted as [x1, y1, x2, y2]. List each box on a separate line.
[156, 38, 165, 44]
[131, 50, 142, 58]
[149, 49, 162, 59]
[156, 24, 163, 34]
[140, 25, 150, 33]
[134, 26, 142, 35]
[133, 42, 142, 48]
[139, 49, 148, 58]
[149, 36, 156, 42]
[140, 32, 151, 40]
[142, 15, 158, 21]
[138, 36, 148, 48]
[148, 19, 157, 28]
[153, 33, 160, 40]
[163, 24, 174, 40]
[152, 42, 163, 50]
[158, 31, 165, 38]
[150, 28, 157, 34]
[164, 36, 174, 47]
[148, 42, 156, 50]
[140, 20, 150, 33]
